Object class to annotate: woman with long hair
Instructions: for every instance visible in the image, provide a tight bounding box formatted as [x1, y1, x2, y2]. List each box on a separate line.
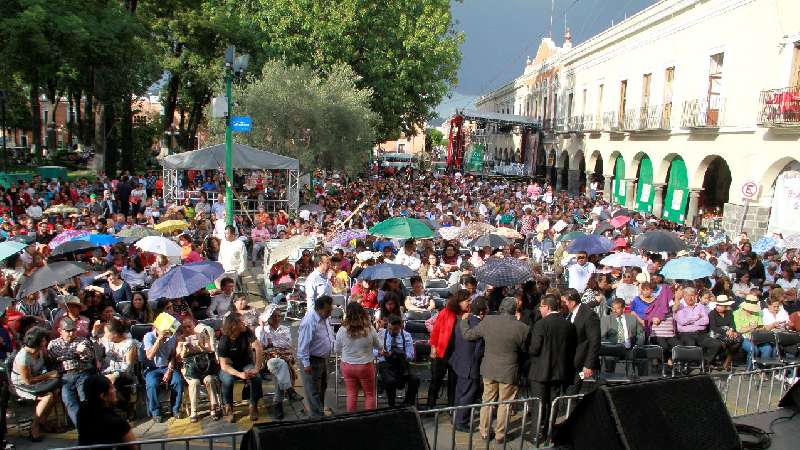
[11, 328, 60, 441]
[427, 289, 470, 408]
[334, 302, 382, 412]
[176, 316, 221, 422]
[225, 293, 259, 330]
[376, 292, 403, 329]
[121, 291, 155, 324]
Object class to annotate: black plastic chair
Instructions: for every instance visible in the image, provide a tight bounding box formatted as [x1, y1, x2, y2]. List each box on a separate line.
[671, 345, 704, 376]
[404, 320, 430, 342]
[775, 331, 800, 364]
[405, 310, 432, 322]
[599, 342, 631, 376]
[632, 344, 664, 378]
[131, 323, 154, 343]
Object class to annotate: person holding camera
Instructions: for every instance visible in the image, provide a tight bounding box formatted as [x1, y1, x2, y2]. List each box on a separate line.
[375, 315, 419, 407]
[142, 323, 183, 423]
[218, 312, 264, 423]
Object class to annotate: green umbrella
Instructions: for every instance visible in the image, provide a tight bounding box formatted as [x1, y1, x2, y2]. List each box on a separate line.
[368, 217, 434, 239]
[557, 231, 587, 242]
[117, 226, 161, 239]
[0, 241, 28, 261]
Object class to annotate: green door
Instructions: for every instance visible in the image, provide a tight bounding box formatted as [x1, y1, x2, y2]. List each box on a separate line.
[663, 158, 689, 223]
[613, 156, 626, 205]
[635, 156, 654, 213]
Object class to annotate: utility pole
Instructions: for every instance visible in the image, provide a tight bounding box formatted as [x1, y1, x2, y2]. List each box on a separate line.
[224, 46, 235, 226]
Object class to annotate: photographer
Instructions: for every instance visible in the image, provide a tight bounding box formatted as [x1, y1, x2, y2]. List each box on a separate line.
[375, 315, 419, 407]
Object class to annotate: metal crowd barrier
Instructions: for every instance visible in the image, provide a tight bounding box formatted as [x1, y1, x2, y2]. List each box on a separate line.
[53, 431, 247, 450]
[545, 394, 584, 447]
[712, 363, 799, 417]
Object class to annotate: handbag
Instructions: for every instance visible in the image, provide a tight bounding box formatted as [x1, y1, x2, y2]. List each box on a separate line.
[183, 352, 219, 380]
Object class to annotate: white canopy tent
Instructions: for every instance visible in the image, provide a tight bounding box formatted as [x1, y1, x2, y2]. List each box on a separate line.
[160, 143, 300, 213]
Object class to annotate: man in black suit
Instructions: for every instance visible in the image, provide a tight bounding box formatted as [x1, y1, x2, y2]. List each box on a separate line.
[529, 294, 577, 431]
[100, 189, 116, 218]
[562, 289, 600, 394]
[449, 297, 487, 431]
[116, 176, 133, 216]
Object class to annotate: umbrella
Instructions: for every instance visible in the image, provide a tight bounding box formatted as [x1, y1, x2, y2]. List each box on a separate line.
[267, 235, 315, 266]
[557, 231, 587, 242]
[135, 236, 183, 257]
[48, 230, 90, 249]
[72, 233, 120, 246]
[473, 257, 533, 287]
[609, 215, 631, 229]
[599, 252, 648, 268]
[752, 236, 777, 254]
[567, 235, 614, 255]
[356, 263, 417, 281]
[612, 208, 636, 218]
[418, 218, 439, 231]
[18, 261, 90, 298]
[660, 257, 715, 280]
[299, 204, 325, 214]
[457, 222, 496, 240]
[368, 217, 434, 239]
[782, 235, 800, 249]
[703, 233, 728, 248]
[117, 226, 161, 239]
[51, 240, 100, 258]
[437, 226, 462, 241]
[11, 234, 36, 245]
[494, 227, 524, 240]
[148, 261, 225, 299]
[44, 205, 79, 215]
[633, 231, 687, 253]
[0, 241, 27, 261]
[468, 234, 510, 249]
[153, 220, 189, 234]
[326, 229, 368, 248]
[593, 222, 615, 235]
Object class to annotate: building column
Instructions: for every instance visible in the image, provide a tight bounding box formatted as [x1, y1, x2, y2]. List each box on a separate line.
[567, 169, 581, 196]
[603, 176, 613, 204]
[686, 189, 703, 227]
[652, 183, 666, 218]
[555, 167, 564, 192]
[624, 178, 638, 209]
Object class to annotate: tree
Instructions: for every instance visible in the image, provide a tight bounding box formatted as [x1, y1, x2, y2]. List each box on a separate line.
[208, 60, 377, 174]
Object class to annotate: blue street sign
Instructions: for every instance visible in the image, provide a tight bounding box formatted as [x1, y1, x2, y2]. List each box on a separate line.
[231, 116, 252, 133]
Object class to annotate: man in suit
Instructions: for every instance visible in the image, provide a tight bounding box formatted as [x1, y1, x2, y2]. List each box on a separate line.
[600, 298, 644, 373]
[529, 294, 577, 432]
[562, 289, 600, 394]
[461, 297, 529, 444]
[100, 189, 116, 218]
[449, 297, 487, 432]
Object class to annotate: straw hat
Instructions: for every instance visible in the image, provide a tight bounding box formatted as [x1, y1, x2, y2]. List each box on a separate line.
[739, 301, 761, 313]
[715, 295, 734, 306]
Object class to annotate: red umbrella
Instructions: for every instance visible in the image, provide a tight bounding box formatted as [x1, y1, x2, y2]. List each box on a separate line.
[609, 215, 631, 228]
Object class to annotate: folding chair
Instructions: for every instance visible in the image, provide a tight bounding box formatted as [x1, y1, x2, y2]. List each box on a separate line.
[131, 323, 154, 343]
[775, 331, 800, 364]
[404, 320, 430, 342]
[331, 294, 347, 308]
[405, 310, 432, 322]
[424, 279, 448, 289]
[750, 332, 783, 369]
[631, 345, 664, 379]
[599, 342, 631, 377]
[671, 345, 704, 376]
[427, 287, 452, 299]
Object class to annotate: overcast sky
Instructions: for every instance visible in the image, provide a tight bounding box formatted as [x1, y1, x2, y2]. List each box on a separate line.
[436, 0, 659, 121]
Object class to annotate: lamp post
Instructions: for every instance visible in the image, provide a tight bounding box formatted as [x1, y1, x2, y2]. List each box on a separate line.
[223, 46, 249, 226]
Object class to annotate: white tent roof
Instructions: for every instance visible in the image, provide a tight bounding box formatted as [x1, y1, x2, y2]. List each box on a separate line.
[160, 143, 299, 170]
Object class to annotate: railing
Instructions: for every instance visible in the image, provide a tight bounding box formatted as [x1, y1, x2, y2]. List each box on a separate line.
[601, 111, 621, 131]
[681, 97, 726, 128]
[53, 431, 247, 450]
[541, 118, 554, 130]
[622, 105, 670, 131]
[758, 86, 800, 126]
[177, 189, 291, 215]
[581, 114, 600, 131]
[713, 363, 799, 417]
[567, 115, 584, 132]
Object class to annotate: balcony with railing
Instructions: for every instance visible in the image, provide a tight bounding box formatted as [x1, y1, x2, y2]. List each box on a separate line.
[601, 111, 622, 132]
[622, 105, 671, 132]
[758, 86, 800, 128]
[681, 97, 725, 129]
[581, 114, 600, 132]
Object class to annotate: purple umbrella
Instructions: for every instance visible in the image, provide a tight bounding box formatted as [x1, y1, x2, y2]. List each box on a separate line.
[327, 229, 368, 248]
[148, 261, 224, 299]
[48, 230, 90, 249]
[567, 235, 614, 255]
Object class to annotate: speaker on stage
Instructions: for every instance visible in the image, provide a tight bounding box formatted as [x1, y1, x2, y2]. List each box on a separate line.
[553, 375, 740, 450]
[778, 379, 800, 412]
[240, 406, 430, 450]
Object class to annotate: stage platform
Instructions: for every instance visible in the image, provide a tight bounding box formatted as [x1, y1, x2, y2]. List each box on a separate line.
[734, 408, 799, 450]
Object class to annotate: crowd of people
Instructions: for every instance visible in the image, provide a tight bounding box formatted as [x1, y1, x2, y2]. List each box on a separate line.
[0, 166, 798, 448]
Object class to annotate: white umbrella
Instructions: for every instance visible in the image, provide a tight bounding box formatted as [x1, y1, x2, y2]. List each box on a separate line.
[599, 252, 648, 268]
[267, 235, 315, 266]
[135, 236, 183, 257]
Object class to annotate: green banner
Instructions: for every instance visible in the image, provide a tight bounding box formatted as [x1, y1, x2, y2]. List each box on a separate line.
[465, 143, 485, 173]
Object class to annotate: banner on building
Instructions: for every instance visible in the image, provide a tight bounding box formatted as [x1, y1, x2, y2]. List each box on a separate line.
[768, 170, 800, 235]
[464, 143, 485, 174]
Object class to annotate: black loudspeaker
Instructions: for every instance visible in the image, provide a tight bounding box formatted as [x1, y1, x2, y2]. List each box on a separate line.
[778, 379, 800, 412]
[240, 406, 429, 450]
[553, 375, 741, 450]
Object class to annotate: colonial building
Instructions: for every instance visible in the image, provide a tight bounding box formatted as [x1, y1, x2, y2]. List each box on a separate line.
[476, 0, 800, 239]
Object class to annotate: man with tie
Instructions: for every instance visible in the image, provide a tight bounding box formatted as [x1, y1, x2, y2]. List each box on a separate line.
[375, 315, 419, 407]
[297, 295, 334, 417]
[600, 298, 644, 372]
[528, 294, 577, 432]
[449, 297, 487, 431]
[563, 289, 600, 394]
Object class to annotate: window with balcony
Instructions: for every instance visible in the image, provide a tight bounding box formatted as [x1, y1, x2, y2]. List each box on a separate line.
[596, 84, 604, 118]
[708, 53, 723, 125]
[618, 80, 627, 126]
[663, 67, 675, 126]
[790, 42, 800, 87]
[641, 73, 652, 128]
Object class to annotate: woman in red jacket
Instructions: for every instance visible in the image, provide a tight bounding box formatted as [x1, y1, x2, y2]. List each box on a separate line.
[426, 289, 471, 409]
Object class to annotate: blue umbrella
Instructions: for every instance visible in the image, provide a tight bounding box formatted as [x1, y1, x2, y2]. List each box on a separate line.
[357, 263, 417, 281]
[72, 233, 120, 246]
[660, 257, 715, 280]
[148, 261, 224, 299]
[567, 235, 614, 255]
[0, 241, 28, 261]
[752, 236, 777, 254]
[473, 257, 533, 286]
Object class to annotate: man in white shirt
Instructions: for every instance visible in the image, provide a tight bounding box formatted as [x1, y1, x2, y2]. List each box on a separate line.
[394, 240, 421, 271]
[304, 255, 332, 310]
[218, 225, 247, 284]
[564, 251, 596, 293]
[25, 202, 43, 220]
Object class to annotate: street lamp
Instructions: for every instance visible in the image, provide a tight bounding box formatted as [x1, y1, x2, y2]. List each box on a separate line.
[223, 46, 249, 226]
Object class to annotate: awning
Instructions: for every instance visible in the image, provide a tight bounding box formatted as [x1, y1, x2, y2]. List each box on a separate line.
[160, 143, 299, 170]
[456, 109, 540, 128]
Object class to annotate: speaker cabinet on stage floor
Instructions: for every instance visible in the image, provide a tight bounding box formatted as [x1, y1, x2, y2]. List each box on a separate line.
[553, 375, 741, 450]
[240, 406, 430, 450]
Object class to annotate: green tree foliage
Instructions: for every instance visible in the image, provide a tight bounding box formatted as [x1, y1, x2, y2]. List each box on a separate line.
[209, 60, 377, 175]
